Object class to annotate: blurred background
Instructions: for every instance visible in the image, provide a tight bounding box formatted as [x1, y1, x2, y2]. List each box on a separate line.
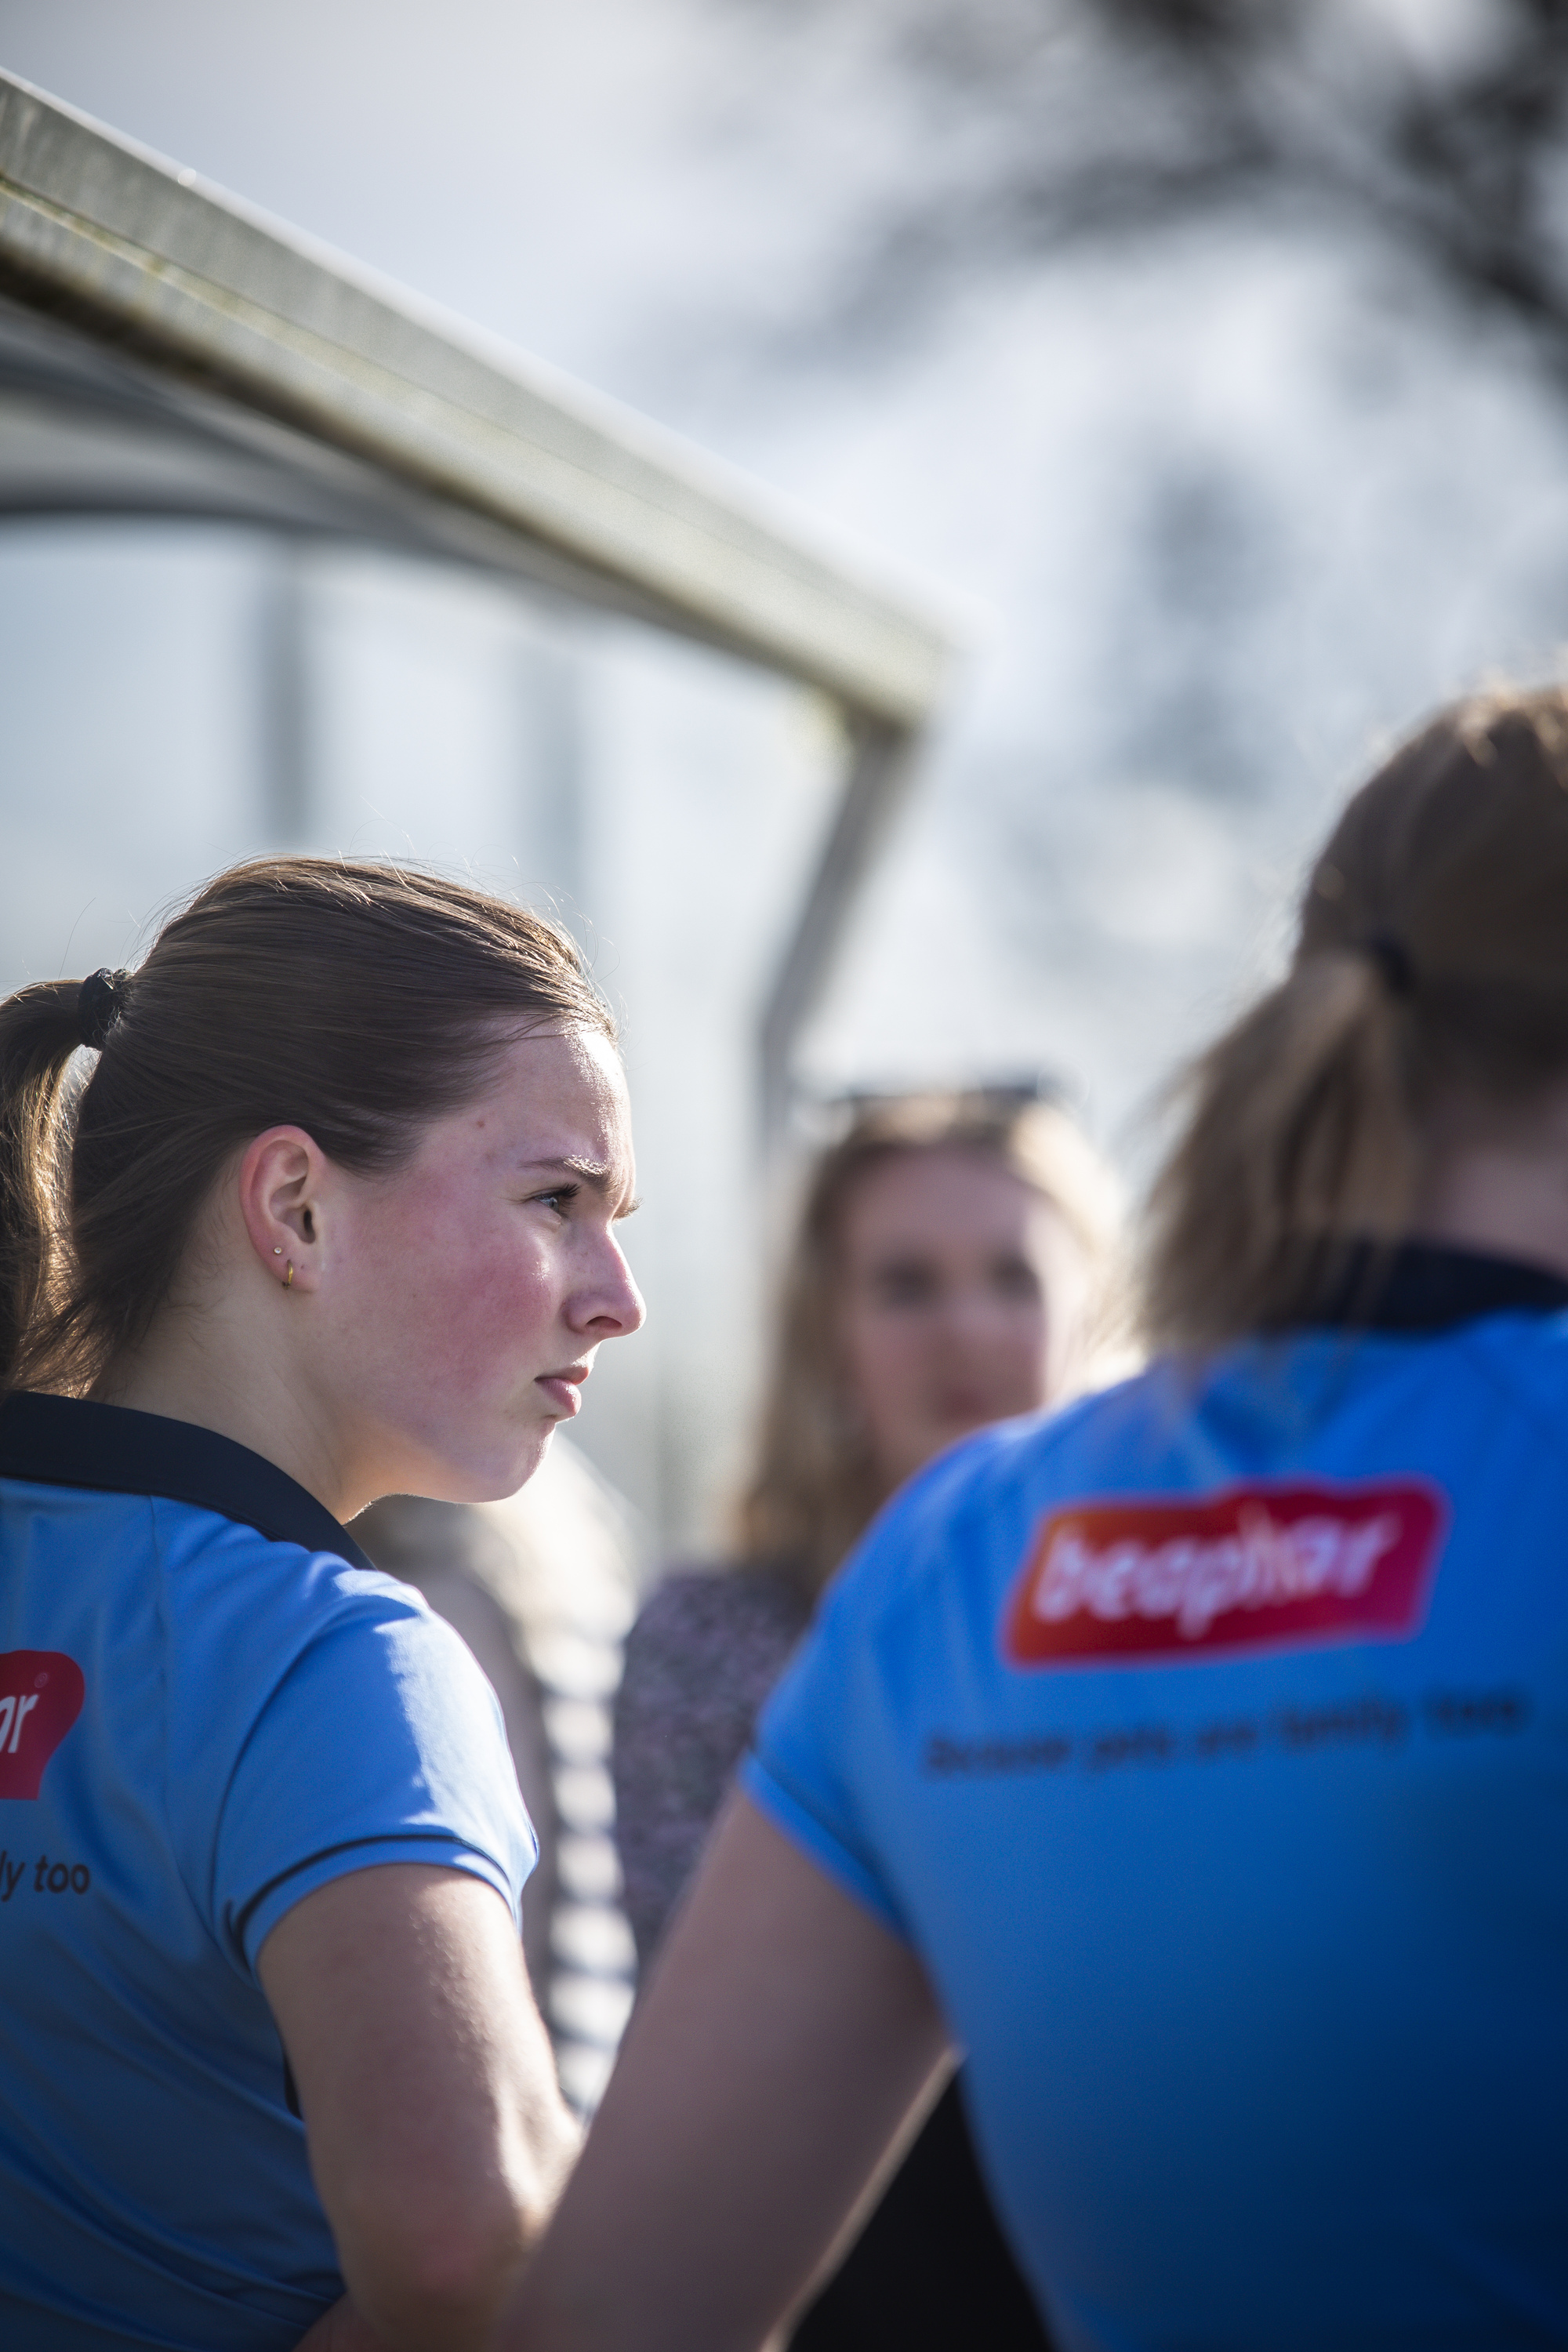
[5, 0, 1568, 2114]
[4, 0, 1568, 1544]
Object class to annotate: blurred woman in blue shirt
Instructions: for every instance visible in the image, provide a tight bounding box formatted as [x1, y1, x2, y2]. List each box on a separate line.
[503, 686, 1568, 2352]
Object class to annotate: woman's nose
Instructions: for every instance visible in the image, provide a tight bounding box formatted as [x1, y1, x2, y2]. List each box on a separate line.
[939, 1283, 1007, 1340]
[576, 1239, 646, 1340]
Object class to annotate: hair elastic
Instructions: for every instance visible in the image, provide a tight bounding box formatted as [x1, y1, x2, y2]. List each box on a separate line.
[77, 968, 131, 1052]
[1360, 932, 1415, 1000]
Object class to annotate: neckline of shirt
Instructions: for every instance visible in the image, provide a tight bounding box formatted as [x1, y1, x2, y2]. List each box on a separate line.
[0, 1390, 374, 1570]
[1305, 1238, 1568, 1334]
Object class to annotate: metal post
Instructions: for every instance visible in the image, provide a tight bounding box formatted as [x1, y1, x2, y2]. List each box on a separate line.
[757, 714, 918, 1165]
[256, 535, 309, 842]
[521, 637, 586, 931]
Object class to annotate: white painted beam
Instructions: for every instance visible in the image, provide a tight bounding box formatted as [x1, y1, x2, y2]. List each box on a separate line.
[0, 71, 954, 729]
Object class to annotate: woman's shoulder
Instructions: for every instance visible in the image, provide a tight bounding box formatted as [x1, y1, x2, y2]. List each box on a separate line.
[623, 1563, 810, 1686]
[0, 1392, 430, 1629]
[634, 1562, 808, 1637]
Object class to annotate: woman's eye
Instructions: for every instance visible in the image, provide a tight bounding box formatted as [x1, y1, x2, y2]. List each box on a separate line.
[529, 1185, 578, 1216]
[869, 1261, 940, 1307]
[991, 1254, 1042, 1301]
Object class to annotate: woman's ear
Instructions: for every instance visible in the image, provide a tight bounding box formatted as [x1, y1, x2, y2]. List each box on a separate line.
[238, 1127, 327, 1293]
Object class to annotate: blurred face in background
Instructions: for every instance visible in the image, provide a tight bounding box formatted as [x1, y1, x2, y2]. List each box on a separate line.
[834, 1144, 1089, 1497]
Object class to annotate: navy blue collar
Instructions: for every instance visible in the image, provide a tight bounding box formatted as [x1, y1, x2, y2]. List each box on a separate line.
[1309, 1240, 1568, 1333]
[0, 1391, 374, 1570]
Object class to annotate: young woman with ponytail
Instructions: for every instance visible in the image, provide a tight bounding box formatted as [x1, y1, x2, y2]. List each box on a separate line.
[501, 688, 1568, 2352]
[0, 859, 644, 2349]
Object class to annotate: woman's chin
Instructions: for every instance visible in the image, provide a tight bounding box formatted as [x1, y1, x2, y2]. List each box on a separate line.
[502, 1421, 559, 1497]
[394, 1423, 557, 1509]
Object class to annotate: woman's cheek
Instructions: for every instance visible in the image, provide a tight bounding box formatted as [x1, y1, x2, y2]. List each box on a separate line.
[473, 1237, 557, 1347]
[859, 1317, 925, 1406]
[411, 1233, 546, 1377]
[1008, 1316, 1054, 1410]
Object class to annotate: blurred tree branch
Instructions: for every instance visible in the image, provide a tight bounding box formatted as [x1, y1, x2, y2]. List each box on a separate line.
[731, 0, 1568, 375]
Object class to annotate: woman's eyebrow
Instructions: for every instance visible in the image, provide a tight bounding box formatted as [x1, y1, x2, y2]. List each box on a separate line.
[518, 1156, 640, 1215]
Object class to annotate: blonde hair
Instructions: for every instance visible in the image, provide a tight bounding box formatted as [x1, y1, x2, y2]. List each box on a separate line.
[1144, 685, 1568, 1349]
[737, 1091, 1121, 1597]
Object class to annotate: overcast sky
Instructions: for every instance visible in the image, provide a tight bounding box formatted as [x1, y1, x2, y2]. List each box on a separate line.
[5, 0, 1568, 1160]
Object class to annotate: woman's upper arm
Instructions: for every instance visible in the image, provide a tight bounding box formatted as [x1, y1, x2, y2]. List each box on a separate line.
[260, 1862, 577, 2352]
[495, 1794, 949, 2352]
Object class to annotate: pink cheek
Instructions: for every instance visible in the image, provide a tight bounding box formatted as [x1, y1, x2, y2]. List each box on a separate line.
[357, 1196, 546, 1370]
[437, 1251, 548, 1351]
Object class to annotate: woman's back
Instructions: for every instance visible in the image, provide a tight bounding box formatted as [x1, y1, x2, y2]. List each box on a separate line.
[499, 691, 1568, 2352]
[748, 1243, 1568, 2346]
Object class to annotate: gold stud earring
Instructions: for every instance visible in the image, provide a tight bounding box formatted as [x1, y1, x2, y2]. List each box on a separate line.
[284, 1261, 294, 1288]
[273, 1245, 283, 1256]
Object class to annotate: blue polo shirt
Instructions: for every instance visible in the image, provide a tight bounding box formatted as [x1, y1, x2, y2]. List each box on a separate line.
[744, 1246, 1568, 2351]
[0, 1393, 536, 2350]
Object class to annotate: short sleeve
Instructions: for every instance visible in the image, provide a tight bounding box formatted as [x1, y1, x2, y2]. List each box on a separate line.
[168, 1542, 539, 1975]
[741, 1559, 912, 1944]
[741, 1432, 1032, 1946]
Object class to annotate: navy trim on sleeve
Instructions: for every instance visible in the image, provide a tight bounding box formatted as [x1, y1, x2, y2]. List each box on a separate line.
[232, 1830, 499, 1948]
[0, 1392, 375, 1571]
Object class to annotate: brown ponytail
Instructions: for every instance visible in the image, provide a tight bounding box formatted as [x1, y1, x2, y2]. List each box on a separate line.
[0, 858, 612, 1400]
[0, 982, 95, 1403]
[1143, 685, 1568, 1348]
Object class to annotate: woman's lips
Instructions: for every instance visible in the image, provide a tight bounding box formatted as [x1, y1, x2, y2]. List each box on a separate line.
[537, 1370, 586, 1418]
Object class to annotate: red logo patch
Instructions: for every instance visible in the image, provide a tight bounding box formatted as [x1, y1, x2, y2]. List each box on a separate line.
[1002, 1480, 1446, 1667]
[0, 1652, 85, 1798]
